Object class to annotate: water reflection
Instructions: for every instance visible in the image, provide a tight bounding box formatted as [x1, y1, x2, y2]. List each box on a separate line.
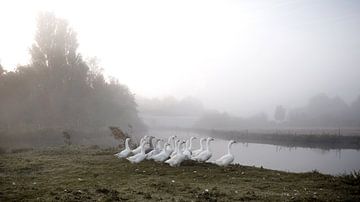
[153, 129, 360, 175]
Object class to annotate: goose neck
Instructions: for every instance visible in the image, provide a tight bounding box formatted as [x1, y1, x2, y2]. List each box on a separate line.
[140, 142, 146, 154]
[206, 139, 211, 151]
[189, 137, 194, 150]
[227, 142, 233, 155]
[125, 138, 130, 150]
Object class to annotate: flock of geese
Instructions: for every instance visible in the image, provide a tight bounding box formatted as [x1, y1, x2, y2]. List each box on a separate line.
[114, 135, 236, 167]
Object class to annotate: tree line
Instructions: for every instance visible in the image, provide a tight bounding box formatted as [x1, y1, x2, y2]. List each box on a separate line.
[195, 93, 360, 129]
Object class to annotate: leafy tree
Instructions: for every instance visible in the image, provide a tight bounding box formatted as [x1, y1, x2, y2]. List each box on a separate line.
[0, 12, 145, 136]
[30, 12, 80, 69]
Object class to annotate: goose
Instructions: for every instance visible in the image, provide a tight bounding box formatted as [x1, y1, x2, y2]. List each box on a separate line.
[166, 136, 176, 155]
[152, 143, 172, 162]
[115, 138, 132, 158]
[192, 138, 206, 157]
[127, 141, 148, 163]
[146, 139, 163, 159]
[166, 140, 182, 162]
[214, 140, 236, 166]
[192, 137, 214, 162]
[145, 136, 155, 153]
[188, 136, 197, 150]
[132, 136, 146, 154]
[183, 136, 196, 159]
[170, 139, 181, 158]
[165, 141, 187, 167]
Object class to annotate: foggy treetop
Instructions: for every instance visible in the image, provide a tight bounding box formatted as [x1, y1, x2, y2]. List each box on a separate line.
[0, 12, 144, 131]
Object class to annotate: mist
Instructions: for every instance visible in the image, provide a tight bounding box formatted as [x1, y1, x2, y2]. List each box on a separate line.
[1, 1, 360, 200]
[1, 0, 360, 117]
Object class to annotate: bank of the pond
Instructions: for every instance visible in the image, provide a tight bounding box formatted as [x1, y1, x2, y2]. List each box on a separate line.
[173, 128, 360, 150]
[0, 147, 359, 201]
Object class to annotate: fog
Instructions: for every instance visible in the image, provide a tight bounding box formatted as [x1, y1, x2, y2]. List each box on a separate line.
[1, 0, 360, 117]
[2, 2, 360, 194]
[1, 0, 360, 152]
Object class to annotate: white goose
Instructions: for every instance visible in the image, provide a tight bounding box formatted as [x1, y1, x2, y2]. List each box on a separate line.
[183, 136, 196, 159]
[132, 136, 147, 154]
[115, 138, 132, 158]
[145, 136, 156, 153]
[146, 139, 163, 159]
[165, 141, 187, 167]
[165, 140, 182, 163]
[214, 140, 236, 166]
[167, 136, 176, 155]
[152, 143, 172, 162]
[192, 137, 214, 162]
[192, 138, 206, 157]
[170, 139, 181, 158]
[127, 141, 147, 163]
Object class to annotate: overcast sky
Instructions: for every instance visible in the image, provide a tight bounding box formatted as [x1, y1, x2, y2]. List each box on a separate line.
[1, 0, 360, 116]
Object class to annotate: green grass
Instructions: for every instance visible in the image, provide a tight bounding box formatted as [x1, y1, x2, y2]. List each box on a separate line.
[0, 146, 359, 201]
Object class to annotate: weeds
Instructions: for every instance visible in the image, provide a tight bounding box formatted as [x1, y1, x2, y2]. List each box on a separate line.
[341, 170, 360, 186]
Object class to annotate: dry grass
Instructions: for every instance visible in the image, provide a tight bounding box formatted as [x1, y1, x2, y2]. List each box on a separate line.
[0, 146, 359, 201]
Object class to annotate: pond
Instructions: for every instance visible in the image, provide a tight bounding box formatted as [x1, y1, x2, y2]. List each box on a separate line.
[152, 130, 360, 175]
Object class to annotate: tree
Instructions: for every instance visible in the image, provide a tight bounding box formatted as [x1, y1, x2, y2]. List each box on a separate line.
[30, 12, 80, 69]
[274, 105, 286, 122]
[0, 12, 146, 134]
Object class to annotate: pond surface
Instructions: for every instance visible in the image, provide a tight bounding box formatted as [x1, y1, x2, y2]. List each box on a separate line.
[152, 130, 360, 175]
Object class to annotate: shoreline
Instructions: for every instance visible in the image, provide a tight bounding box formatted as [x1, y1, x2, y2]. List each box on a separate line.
[153, 127, 360, 150]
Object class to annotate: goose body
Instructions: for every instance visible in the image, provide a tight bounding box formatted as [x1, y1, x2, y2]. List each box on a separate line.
[165, 140, 181, 163]
[214, 140, 235, 166]
[132, 137, 145, 154]
[165, 141, 186, 167]
[170, 139, 180, 158]
[183, 137, 196, 159]
[182, 140, 191, 159]
[146, 139, 162, 159]
[127, 141, 147, 163]
[115, 138, 132, 158]
[192, 138, 206, 157]
[145, 136, 155, 153]
[192, 137, 214, 162]
[166, 136, 176, 155]
[152, 143, 172, 162]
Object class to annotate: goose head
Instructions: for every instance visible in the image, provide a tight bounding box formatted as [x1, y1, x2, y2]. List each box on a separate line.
[164, 142, 170, 148]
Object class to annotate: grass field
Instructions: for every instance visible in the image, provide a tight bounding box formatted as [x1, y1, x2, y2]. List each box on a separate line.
[0, 146, 359, 201]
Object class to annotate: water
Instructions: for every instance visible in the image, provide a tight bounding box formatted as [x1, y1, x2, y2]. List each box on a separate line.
[152, 130, 360, 175]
